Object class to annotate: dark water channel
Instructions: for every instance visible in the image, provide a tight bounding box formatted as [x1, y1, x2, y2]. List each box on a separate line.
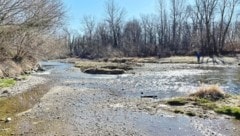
[36, 61, 240, 136]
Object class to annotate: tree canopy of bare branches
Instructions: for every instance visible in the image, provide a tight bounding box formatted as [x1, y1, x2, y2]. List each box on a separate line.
[69, 0, 240, 58]
[0, 0, 65, 61]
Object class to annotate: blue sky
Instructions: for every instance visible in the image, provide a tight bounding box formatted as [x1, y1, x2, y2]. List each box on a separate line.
[63, 0, 157, 31]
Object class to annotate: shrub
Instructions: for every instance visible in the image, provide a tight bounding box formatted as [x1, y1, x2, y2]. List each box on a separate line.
[190, 85, 225, 101]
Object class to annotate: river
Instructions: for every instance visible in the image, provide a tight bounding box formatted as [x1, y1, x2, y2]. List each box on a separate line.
[13, 61, 240, 135]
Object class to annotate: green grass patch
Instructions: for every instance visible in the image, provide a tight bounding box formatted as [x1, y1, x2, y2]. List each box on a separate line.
[193, 98, 218, 110]
[0, 78, 16, 88]
[195, 98, 211, 104]
[201, 103, 218, 110]
[215, 106, 240, 119]
[166, 98, 188, 106]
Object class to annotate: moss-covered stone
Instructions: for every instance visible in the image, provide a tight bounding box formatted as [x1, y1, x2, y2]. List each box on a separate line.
[185, 111, 196, 116]
[173, 109, 184, 114]
[166, 98, 188, 106]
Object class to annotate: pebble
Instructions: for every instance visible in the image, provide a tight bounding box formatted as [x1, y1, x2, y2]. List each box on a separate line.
[5, 117, 11, 123]
[2, 90, 9, 94]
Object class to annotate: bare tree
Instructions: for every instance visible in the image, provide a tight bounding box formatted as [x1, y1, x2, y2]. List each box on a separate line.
[123, 19, 142, 56]
[195, 0, 218, 55]
[81, 15, 95, 47]
[218, 0, 240, 53]
[0, 0, 65, 61]
[105, 0, 125, 47]
[170, 0, 186, 52]
[157, 0, 169, 48]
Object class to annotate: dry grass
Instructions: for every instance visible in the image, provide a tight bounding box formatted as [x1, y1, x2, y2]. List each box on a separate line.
[106, 57, 159, 64]
[190, 85, 225, 101]
[163, 85, 240, 119]
[159, 56, 239, 64]
[159, 56, 197, 64]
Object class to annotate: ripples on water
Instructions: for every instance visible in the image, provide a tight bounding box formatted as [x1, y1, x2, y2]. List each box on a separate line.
[39, 61, 240, 98]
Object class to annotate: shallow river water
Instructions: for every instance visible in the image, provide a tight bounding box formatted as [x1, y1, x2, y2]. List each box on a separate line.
[40, 61, 240, 98]
[29, 61, 240, 136]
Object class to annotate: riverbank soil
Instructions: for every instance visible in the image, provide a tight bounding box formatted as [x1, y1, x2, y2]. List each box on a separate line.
[0, 56, 39, 78]
[0, 57, 240, 135]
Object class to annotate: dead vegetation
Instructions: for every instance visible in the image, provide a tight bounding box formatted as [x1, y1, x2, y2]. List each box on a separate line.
[106, 57, 159, 64]
[190, 85, 226, 101]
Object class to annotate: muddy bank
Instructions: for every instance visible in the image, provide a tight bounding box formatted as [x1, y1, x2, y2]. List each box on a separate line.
[0, 83, 51, 136]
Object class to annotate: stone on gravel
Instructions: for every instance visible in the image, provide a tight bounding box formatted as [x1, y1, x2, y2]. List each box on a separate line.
[34, 64, 45, 72]
[2, 90, 10, 94]
[5, 117, 11, 123]
[14, 77, 24, 81]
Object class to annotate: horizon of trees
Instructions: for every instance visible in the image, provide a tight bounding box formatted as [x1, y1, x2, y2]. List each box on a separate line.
[0, 0, 240, 61]
[68, 0, 240, 59]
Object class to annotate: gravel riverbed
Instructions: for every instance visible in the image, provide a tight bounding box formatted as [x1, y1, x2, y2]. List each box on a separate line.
[1, 60, 240, 135]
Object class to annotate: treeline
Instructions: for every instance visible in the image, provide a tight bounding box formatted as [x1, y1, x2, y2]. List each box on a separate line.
[0, 0, 67, 61]
[68, 0, 240, 59]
